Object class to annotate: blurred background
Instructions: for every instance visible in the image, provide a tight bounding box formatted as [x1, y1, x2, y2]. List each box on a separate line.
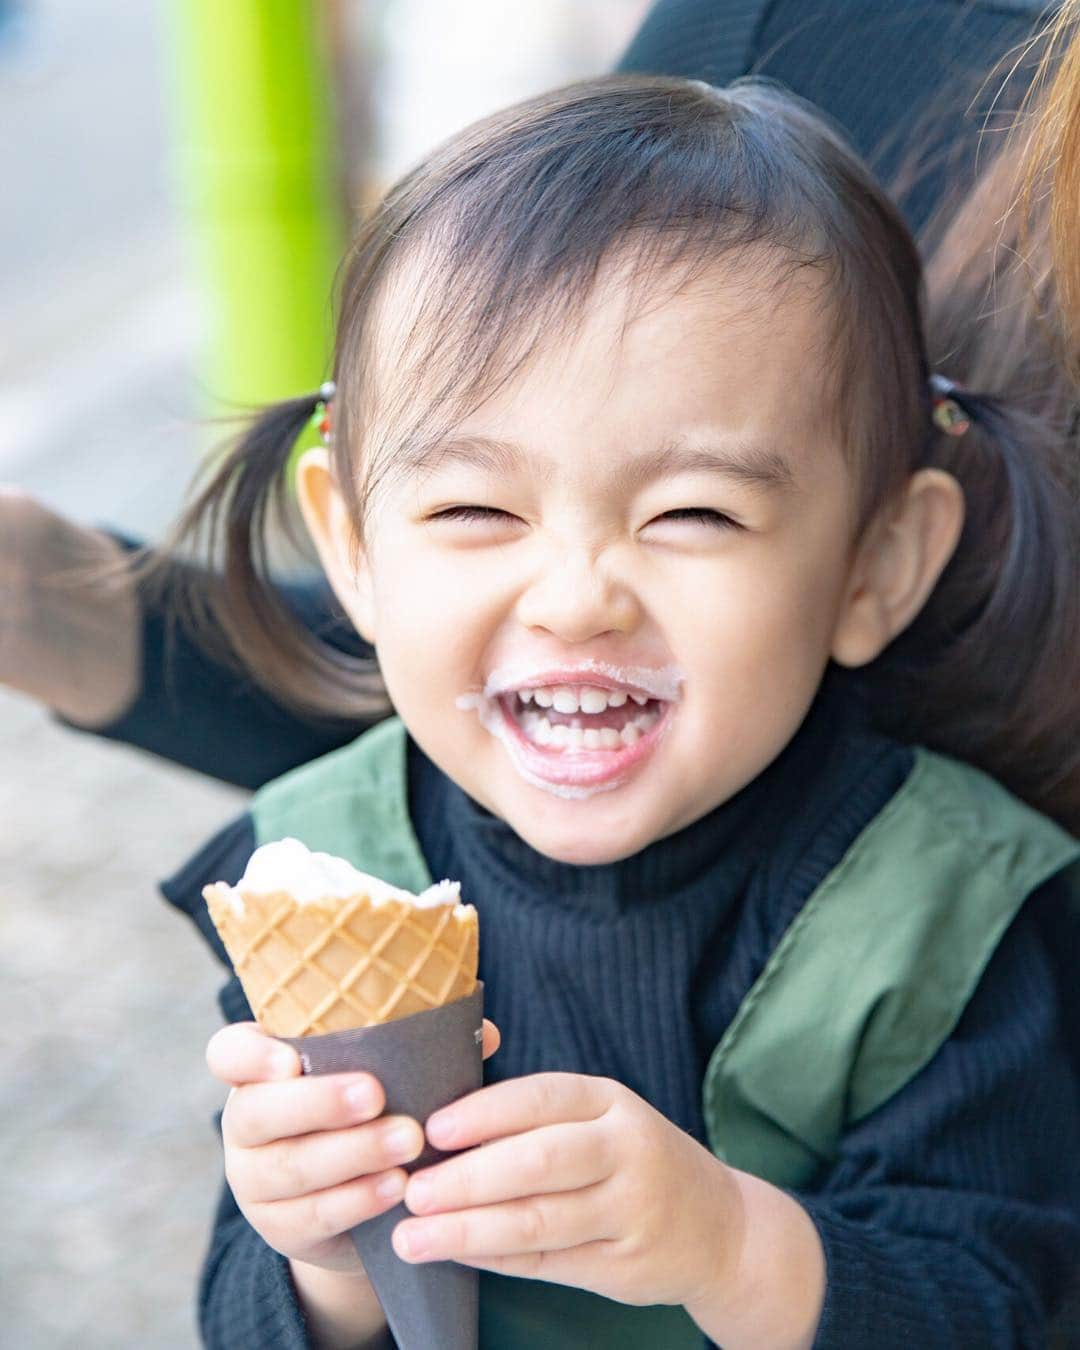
[0, 2, 649, 1345]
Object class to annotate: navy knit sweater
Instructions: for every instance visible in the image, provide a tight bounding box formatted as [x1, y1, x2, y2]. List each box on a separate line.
[164, 677, 1080, 1349]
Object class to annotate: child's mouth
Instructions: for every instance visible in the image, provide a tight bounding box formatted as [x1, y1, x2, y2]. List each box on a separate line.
[506, 686, 662, 747]
[456, 663, 684, 799]
[496, 683, 671, 789]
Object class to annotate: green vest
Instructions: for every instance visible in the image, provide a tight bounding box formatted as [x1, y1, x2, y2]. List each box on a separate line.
[252, 717, 1079, 1350]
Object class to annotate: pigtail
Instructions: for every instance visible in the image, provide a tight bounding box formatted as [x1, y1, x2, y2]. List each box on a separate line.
[910, 132, 1080, 832]
[876, 382, 1080, 832]
[142, 392, 390, 722]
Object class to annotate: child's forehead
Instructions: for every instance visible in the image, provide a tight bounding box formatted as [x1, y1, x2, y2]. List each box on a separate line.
[365, 241, 836, 428]
[358, 279, 844, 516]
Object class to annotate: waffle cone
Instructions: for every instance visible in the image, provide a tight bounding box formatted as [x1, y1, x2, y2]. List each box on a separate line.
[203, 884, 479, 1037]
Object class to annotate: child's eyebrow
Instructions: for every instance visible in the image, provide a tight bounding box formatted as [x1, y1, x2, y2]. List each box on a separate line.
[401, 433, 798, 494]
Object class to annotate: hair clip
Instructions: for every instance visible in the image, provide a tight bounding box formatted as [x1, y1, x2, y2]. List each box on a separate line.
[312, 380, 336, 446]
[929, 373, 971, 437]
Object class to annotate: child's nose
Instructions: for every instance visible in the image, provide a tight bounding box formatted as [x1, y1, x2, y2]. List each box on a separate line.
[514, 547, 640, 642]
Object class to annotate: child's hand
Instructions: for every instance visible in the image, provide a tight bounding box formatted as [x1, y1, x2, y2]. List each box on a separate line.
[393, 1073, 743, 1310]
[206, 1019, 502, 1274]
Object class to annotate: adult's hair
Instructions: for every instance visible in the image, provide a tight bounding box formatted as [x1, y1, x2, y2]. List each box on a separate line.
[1020, 0, 1080, 375]
[157, 75, 1080, 831]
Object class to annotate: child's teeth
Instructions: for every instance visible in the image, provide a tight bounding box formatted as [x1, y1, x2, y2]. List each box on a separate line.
[515, 685, 649, 714]
[551, 686, 579, 714]
[579, 688, 609, 714]
[514, 704, 662, 751]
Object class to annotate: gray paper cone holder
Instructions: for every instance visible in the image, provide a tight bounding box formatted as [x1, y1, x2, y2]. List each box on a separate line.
[280, 981, 484, 1350]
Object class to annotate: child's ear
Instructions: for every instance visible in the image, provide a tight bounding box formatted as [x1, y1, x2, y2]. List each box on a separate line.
[831, 468, 965, 668]
[294, 447, 377, 643]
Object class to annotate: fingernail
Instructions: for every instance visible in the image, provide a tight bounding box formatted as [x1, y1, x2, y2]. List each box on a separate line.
[384, 1124, 419, 1159]
[270, 1047, 298, 1078]
[397, 1226, 429, 1260]
[344, 1081, 378, 1117]
[427, 1111, 457, 1145]
[407, 1176, 433, 1212]
[376, 1172, 405, 1202]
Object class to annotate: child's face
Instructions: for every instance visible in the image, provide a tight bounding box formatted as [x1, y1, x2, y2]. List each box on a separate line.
[313, 257, 869, 864]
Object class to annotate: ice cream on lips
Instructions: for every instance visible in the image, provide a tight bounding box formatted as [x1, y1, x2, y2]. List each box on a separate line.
[456, 659, 685, 799]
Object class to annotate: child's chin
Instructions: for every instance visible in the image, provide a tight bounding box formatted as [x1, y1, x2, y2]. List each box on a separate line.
[512, 815, 651, 867]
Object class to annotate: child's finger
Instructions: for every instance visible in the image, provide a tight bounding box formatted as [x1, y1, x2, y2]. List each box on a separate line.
[223, 1071, 387, 1148]
[253, 1168, 409, 1253]
[404, 1120, 610, 1216]
[231, 1115, 425, 1203]
[481, 1019, 500, 1060]
[206, 1021, 300, 1086]
[426, 1072, 616, 1150]
[393, 1184, 611, 1265]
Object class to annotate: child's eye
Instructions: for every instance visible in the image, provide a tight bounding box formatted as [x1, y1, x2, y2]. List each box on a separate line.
[430, 505, 513, 523]
[653, 508, 742, 530]
[428, 506, 740, 530]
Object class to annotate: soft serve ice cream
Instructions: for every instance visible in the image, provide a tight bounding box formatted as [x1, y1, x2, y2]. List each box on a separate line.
[204, 839, 478, 1035]
[216, 837, 466, 913]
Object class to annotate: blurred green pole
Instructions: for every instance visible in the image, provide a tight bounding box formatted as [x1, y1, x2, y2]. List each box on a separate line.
[169, 0, 344, 415]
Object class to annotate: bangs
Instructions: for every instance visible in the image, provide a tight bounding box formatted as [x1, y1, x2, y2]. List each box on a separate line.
[330, 75, 924, 530]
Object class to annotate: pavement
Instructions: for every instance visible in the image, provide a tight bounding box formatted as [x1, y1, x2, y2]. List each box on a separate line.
[0, 0, 210, 541]
[0, 685, 244, 1349]
[1, 5, 244, 1345]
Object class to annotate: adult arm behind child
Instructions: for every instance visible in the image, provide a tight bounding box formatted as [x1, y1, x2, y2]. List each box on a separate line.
[0, 489, 140, 727]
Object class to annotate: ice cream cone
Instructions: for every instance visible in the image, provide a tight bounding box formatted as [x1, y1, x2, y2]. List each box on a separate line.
[203, 882, 478, 1037]
[202, 839, 484, 1350]
[281, 987, 485, 1350]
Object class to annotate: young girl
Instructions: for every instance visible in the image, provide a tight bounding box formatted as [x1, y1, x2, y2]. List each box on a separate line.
[161, 76, 1080, 1349]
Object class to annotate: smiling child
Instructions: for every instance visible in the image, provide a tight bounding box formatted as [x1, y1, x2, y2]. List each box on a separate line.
[162, 76, 1080, 1349]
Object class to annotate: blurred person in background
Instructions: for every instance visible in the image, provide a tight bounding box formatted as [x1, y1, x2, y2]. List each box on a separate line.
[0, 0, 1064, 791]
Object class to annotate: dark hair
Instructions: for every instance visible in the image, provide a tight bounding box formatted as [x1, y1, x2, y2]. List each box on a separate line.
[914, 129, 1080, 829]
[162, 74, 1080, 831]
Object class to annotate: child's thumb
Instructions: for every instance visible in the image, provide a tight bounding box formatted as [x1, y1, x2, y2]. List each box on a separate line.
[206, 1021, 301, 1086]
[481, 1018, 501, 1061]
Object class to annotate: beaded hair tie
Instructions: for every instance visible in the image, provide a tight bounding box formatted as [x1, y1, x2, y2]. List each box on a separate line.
[929, 373, 971, 437]
[312, 379, 336, 446]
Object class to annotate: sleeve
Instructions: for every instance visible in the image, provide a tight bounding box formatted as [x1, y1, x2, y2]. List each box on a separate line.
[159, 813, 258, 969]
[795, 880, 1080, 1349]
[199, 1165, 314, 1350]
[89, 534, 371, 789]
[617, 0, 1044, 237]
